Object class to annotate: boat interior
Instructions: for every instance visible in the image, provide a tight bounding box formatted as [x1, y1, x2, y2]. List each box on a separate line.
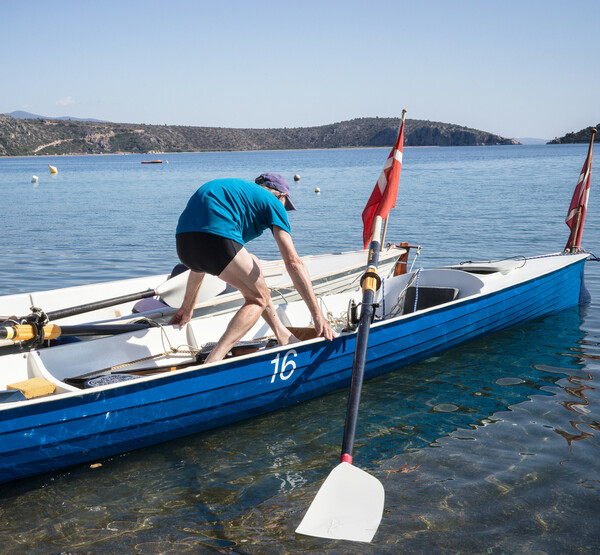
[0, 264, 497, 405]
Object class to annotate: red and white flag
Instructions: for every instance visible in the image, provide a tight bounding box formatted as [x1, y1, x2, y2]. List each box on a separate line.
[361, 117, 405, 248]
[565, 135, 594, 251]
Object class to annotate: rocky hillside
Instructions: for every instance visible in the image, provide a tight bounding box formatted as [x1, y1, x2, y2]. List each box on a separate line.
[548, 125, 599, 144]
[0, 115, 519, 157]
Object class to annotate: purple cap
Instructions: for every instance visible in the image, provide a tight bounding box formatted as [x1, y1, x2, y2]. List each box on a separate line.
[255, 173, 296, 211]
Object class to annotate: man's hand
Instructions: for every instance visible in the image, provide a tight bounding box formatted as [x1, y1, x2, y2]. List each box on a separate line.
[168, 306, 194, 329]
[168, 270, 206, 329]
[314, 313, 336, 341]
[272, 227, 338, 342]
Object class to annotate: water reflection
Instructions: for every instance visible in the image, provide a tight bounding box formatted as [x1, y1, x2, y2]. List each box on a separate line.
[1, 301, 598, 552]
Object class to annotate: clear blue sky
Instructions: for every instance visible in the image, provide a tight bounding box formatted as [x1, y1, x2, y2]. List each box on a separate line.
[1, 0, 598, 139]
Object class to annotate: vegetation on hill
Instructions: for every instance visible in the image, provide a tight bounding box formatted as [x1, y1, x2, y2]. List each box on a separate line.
[548, 124, 599, 144]
[0, 115, 519, 157]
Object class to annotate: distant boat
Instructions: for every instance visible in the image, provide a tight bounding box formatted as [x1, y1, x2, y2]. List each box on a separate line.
[141, 160, 162, 164]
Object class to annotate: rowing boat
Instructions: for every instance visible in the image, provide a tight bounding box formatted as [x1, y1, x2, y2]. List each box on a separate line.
[0, 250, 590, 484]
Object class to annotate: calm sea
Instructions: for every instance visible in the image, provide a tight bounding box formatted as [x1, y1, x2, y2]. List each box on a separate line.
[0, 146, 598, 553]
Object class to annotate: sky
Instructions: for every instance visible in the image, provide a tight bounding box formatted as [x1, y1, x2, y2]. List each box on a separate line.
[1, 0, 598, 140]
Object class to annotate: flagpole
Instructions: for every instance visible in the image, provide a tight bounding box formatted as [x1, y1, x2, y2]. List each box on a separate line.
[569, 208, 583, 253]
[568, 127, 596, 252]
[380, 109, 407, 247]
[381, 217, 389, 248]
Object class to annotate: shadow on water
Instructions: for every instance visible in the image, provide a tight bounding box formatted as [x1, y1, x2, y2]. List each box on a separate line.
[1, 304, 599, 553]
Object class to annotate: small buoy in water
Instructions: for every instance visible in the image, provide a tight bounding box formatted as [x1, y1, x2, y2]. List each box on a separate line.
[31, 175, 38, 183]
[315, 187, 321, 193]
[49, 165, 58, 174]
[294, 173, 300, 181]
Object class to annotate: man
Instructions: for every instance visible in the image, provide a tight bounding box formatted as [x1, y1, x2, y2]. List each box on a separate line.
[169, 173, 335, 363]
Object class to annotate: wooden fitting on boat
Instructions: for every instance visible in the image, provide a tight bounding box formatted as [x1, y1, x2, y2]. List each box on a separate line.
[7, 378, 56, 399]
[287, 326, 319, 341]
[394, 242, 410, 276]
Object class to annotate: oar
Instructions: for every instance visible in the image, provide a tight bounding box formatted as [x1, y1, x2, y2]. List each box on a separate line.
[296, 215, 386, 543]
[0, 322, 154, 342]
[15, 269, 226, 323]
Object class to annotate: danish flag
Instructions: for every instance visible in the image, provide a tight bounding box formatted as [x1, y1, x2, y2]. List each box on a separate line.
[565, 131, 595, 251]
[362, 117, 405, 248]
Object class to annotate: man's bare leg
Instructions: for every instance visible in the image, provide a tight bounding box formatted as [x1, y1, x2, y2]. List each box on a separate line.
[245, 253, 299, 346]
[260, 298, 300, 345]
[204, 248, 274, 363]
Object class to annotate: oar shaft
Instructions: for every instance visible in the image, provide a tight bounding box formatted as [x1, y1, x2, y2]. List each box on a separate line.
[341, 287, 375, 460]
[340, 216, 384, 462]
[46, 289, 156, 321]
[58, 323, 153, 336]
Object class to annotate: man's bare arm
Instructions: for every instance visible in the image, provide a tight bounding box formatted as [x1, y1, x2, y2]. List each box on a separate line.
[272, 226, 335, 340]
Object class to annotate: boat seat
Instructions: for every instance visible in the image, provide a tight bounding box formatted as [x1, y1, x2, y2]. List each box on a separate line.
[403, 286, 459, 314]
[275, 303, 313, 328]
[132, 297, 170, 313]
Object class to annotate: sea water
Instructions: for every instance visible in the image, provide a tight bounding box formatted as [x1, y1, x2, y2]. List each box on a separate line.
[0, 146, 598, 553]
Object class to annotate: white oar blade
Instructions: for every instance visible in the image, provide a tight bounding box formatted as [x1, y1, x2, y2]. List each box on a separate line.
[156, 270, 227, 309]
[296, 461, 384, 543]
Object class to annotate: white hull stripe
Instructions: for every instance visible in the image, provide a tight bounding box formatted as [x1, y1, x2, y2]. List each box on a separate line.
[376, 149, 402, 193]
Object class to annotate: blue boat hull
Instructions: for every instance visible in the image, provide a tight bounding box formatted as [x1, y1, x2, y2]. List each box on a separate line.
[0, 257, 587, 484]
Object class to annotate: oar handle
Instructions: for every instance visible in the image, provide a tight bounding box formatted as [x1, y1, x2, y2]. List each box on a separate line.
[340, 216, 384, 463]
[0, 324, 61, 342]
[0, 322, 153, 342]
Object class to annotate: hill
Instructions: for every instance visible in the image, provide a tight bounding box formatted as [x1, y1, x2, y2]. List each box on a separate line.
[548, 124, 599, 144]
[2, 111, 108, 123]
[0, 115, 519, 157]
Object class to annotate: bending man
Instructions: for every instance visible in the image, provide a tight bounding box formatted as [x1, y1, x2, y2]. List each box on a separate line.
[169, 173, 335, 363]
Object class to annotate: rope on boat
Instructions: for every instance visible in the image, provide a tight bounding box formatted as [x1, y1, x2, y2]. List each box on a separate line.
[460, 251, 593, 267]
[408, 246, 422, 273]
[387, 269, 421, 319]
[586, 251, 600, 261]
[318, 296, 351, 332]
[458, 255, 528, 268]
[269, 288, 290, 303]
[412, 269, 422, 313]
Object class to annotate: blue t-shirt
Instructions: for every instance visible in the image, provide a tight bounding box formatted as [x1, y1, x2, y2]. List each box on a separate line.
[176, 178, 291, 245]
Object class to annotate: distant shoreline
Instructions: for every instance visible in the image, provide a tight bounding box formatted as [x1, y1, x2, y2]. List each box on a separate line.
[0, 146, 407, 159]
[6, 144, 574, 160]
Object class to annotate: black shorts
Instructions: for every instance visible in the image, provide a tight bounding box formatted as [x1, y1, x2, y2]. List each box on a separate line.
[176, 231, 243, 276]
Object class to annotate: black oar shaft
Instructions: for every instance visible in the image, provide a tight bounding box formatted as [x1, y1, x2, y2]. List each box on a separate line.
[341, 286, 376, 459]
[0, 322, 153, 341]
[57, 323, 153, 336]
[340, 220, 383, 462]
[46, 289, 156, 321]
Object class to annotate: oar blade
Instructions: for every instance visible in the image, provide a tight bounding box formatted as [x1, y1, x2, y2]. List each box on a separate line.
[156, 270, 227, 308]
[296, 461, 384, 543]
